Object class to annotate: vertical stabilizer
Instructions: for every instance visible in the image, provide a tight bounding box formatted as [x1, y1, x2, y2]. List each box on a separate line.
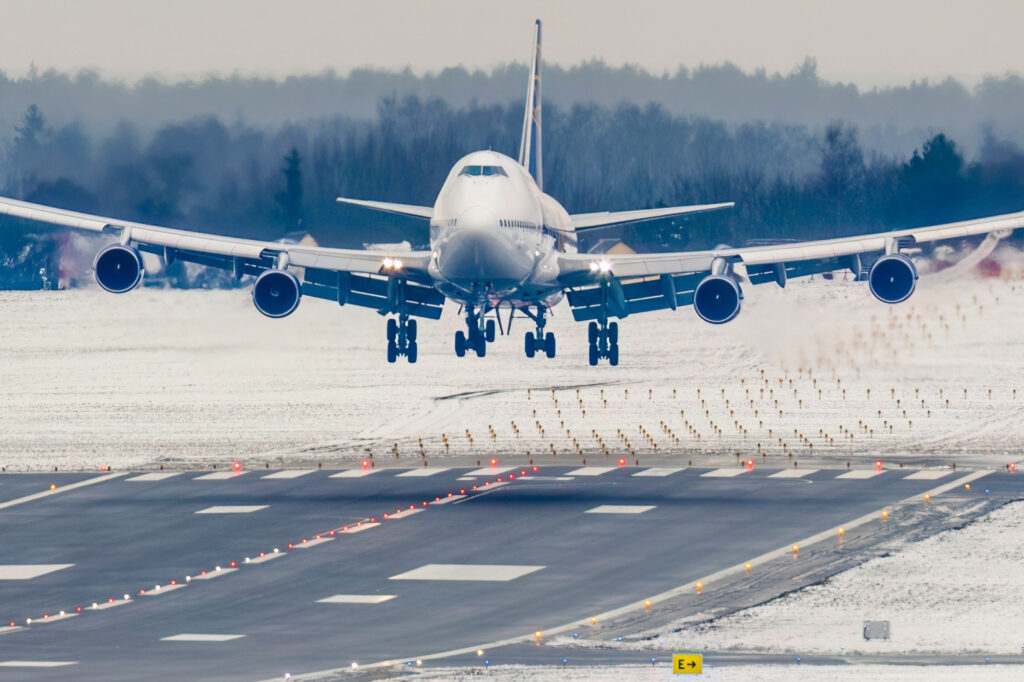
[518, 20, 543, 191]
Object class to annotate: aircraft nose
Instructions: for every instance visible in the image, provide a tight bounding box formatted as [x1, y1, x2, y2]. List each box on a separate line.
[436, 206, 531, 289]
[456, 205, 499, 232]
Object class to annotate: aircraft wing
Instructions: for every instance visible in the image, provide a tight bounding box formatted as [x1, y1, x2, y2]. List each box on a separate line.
[557, 210, 1024, 321]
[0, 195, 444, 318]
[569, 202, 734, 231]
[336, 197, 433, 219]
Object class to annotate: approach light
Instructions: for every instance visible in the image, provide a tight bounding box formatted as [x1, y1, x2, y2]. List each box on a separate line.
[618, 457, 626, 467]
[490, 457, 498, 466]
[232, 461, 242, 472]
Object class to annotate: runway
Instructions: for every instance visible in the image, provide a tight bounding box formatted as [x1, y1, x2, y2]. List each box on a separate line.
[0, 464, 1018, 680]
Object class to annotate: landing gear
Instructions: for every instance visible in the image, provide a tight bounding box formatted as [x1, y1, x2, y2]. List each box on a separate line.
[455, 331, 467, 358]
[521, 305, 555, 359]
[455, 305, 490, 358]
[588, 319, 619, 366]
[385, 313, 418, 364]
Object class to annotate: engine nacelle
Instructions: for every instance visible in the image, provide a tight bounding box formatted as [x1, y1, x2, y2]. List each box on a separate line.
[94, 244, 143, 293]
[252, 269, 301, 318]
[868, 253, 918, 304]
[693, 274, 742, 324]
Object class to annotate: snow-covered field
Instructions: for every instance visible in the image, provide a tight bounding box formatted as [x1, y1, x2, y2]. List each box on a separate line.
[2, 260, 1024, 471]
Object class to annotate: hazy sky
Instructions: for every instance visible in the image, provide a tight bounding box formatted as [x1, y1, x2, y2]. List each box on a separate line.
[1, 0, 1021, 88]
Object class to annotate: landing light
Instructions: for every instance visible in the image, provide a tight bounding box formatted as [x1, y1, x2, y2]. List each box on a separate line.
[589, 260, 612, 273]
[381, 257, 403, 271]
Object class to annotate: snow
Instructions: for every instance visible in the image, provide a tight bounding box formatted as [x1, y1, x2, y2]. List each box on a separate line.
[1, 260, 1024, 471]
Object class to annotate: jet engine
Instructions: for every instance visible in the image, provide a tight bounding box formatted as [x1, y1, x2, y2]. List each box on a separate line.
[94, 244, 144, 293]
[868, 253, 917, 304]
[252, 269, 301, 318]
[693, 274, 742, 324]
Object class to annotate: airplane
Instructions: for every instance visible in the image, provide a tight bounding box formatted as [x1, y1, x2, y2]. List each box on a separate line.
[2, 19, 1024, 366]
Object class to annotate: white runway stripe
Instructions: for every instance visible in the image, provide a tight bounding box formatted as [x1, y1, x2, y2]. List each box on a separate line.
[316, 594, 395, 604]
[0, 661, 77, 667]
[261, 470, 314, 479]
[389, 563, 544, 582]
[768, 469, 818, 478]
[329, 469, 377, 478]
[193, 471, 247, 480]
[125, 472, 180, 482]
[632, 467, 685, 477]
[585, 505, 655, 514]
[194, 505, 267, 514]
[397, 468, 451, 477]
[701, 468, 746, 477]
[565, 466, 617, 476]
[903, 470, 952, 480]
[836, 470, 885, 479]
[160, 634, 245, 642]
[465, 466, 517, 476]
[0, 564, 74, 580]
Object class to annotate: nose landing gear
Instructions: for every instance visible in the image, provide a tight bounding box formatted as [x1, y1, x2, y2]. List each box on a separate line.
[587, 319, 618, 366]
[386, 313, 418, 363]
[455, 305, 490, 357]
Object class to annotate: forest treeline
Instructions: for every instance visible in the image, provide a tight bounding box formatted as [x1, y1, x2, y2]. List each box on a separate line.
[2, 93, 1024, 287]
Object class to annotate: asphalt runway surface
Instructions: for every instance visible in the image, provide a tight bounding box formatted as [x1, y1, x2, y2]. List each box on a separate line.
[0, 464, 1018, 681]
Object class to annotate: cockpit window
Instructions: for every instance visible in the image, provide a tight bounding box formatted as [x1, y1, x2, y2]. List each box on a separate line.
[459, 165, 507, 177]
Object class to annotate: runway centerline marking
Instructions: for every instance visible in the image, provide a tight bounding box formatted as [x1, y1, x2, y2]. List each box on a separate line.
[125, 472, 180, 482]
[836, 470, 885, 479]
[0, 661, 77, 667]
[160, 634, 245, 642]
[701, 468, 746, 477]
[0, 564, 74, 580]
[194, 505, 268, 514]
[584, 505, 656, 514]
[903, 470, 952, 480]
[193, 471, 248, 481]
[389, 564, 545, 582]
[329, 469, 378, 478]
[0, 472, 123, 511]
[768, 469, 818, 478]
[565, 466, 616, 476]
[316, 594, 396, 604]
[261, 470, 314, 479]
[397, 468, 451, 477]
[632, 467, 685, 477]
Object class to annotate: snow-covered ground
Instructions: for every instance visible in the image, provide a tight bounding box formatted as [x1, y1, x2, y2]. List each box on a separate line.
[2, 257, 1024, 471]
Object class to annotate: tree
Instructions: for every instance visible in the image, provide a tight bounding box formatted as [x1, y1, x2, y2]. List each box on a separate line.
[276, 147, 303, 231]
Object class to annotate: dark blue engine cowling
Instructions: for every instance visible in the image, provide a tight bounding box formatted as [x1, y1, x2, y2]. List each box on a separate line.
[868, 253, 918, 304]
[93, 244, 143, 293]
[252, 269, 301, 318]
[693, 274, 742, 324]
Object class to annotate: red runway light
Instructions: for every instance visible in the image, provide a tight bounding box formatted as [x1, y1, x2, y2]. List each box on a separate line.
[473, 485, 479, 490]
[460, 489, 465, 495]
[232, 461, 242, 472]
[8, 621, 14, 627]
[75, 607, 81, 613]
[288, 543, 294, 550]
[618, 458, 626, 466]
[875, 459, 882, 470]
[329, 530, 336, 536]
[497, 477, 503, 482]
[230, 561, 237, 568]
[490, 458, 498, 466]
[361, 459, 369, 469]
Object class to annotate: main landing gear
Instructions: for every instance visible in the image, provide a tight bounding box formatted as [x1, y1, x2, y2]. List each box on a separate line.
[587, 319, 619, 366]
[386, 313, 418, 364]
[521, 305, 555, 359]
[454, 306, 494, 358]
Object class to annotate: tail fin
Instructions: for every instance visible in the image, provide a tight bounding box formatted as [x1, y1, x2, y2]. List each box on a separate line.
[518, 19, 543, 191]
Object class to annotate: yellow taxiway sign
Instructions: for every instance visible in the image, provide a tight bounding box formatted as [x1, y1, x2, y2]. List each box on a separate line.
[672, 653, 703, 674]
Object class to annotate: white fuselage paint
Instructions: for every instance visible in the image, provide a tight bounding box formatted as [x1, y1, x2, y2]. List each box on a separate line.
[427, 150, 573, 308]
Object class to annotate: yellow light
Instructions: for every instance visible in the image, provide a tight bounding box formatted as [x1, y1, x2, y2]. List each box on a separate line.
[644, 599, 652, 610]
[924, 493, 931, 501]
[882, 510, 889, 520]
[695, 581, 703, 593]
[745, 562, 752, 573]
[476, 649, 484, 657]
[838, 527, 845, 536]
[965, 483, 971, 491]
[535, 630, 543, 640]
[792, 544, 799, 553]
[590, 616, 598, 625]
[49, 484, 56, 490]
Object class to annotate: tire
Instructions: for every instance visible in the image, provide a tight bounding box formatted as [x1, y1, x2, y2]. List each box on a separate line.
[386, 318, 398, 342]
[455, 331, 466, 358]
[524, 332, 535, 358]
[588, 343, 598, 366]
[609, 321, 619, 345]
[485, 319, 496, 342]
[387, 340, 398, 363]
[476, 337, 487, 358]
[407, 319, 417, 342]
[588, 321, 598, 345]
[407, 341, 418, 364]
[609, 343, 619, 366]
[544, 332, 556, 359]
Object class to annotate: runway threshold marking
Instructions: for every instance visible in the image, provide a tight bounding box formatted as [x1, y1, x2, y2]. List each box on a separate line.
[701, 469, 746, 477]
[464, 466, 517, 476]
[0, 565, 74, 580]
[836, 470, 885, 479]
[194, 505, 268, 514]
[585, 505, 656, 514]
[305, 469, 996, 676]
[633, 467, 685, 477]
[316, 594, 396, 604]
[261, 470, 314, 479]
[768, 469, 819, 478]
[125, 472, 181, 482]
[397, 468, 451, 477]
[0, 661, 77, 667]
[160, 634, 245, 642]
[0, 472, 123, 511]
[565, 466, 616, 476]
[330, 469, 378, 478]
[903, 470, 952, 480]
[389, 564, 545, 582]
[193, 471, 248, 481]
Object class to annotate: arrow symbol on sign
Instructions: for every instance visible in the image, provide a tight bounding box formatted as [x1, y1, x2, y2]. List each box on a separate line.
[687, 661, 696, 668]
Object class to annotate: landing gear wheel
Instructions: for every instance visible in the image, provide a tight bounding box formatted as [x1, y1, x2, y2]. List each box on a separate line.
[386, 318, 398, 343]
[407, 341, 418, 364]
[544, 332, 556, 359]
[609, 321, 619, 345]
[407, 319, 417, 342]
[455, 331, 466, 358]
[476, 336, 487, 357]
[609, 343, 619, 366]
[588, 343, 598, 366]
[387, 340, 398, 363]
[485, 319, 496, 342]
[588, 321, 598, 345]
[524, 332, 536, 358]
